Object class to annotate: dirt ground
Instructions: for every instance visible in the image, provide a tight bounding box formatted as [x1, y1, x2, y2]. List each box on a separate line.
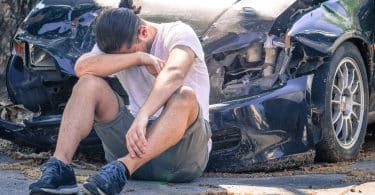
[0, 134, 374, 184]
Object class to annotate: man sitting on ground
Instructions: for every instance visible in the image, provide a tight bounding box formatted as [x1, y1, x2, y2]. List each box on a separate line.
[29, 7, 211, 195]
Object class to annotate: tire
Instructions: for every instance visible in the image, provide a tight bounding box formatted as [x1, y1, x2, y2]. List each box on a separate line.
[313, 42, 368, 162]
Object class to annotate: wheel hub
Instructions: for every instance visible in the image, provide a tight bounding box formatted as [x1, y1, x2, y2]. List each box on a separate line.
[341, 89, 353, 117]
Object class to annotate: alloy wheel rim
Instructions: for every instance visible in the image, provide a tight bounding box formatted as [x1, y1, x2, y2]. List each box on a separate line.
[331, 57, 364, 149]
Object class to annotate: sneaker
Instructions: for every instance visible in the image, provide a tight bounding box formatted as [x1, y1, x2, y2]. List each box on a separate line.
[29, 157, 78, 195]
[83, 160, 128, 195]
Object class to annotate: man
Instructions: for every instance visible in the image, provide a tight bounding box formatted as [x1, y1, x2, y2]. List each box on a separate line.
[29, 7, 211, 195]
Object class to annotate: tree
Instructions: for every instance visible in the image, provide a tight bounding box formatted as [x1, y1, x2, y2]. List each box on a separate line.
[0, 0, 38, 73]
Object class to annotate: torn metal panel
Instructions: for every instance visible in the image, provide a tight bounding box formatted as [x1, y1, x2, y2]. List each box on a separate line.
[288, 0, 375, 54]
[202, 0, 297, 47]
[15, 0, 101, 75]
[203, 0, 330, 105]
[6, 55, 76, 113]
[202, 0, 325, 54]
[207, 35, 292, 104]
[6, 54, 127, 114]
[207, 75, 316, 172]
[286, 0, 375, 78]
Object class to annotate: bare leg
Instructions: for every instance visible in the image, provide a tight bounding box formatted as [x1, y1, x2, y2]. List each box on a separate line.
[119, 86, 199, 174]
[54, 75, 120, 164]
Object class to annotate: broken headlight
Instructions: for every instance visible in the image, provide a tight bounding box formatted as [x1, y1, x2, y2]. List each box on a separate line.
[11, 40, 26, 62]
[29, 44, 57, 70]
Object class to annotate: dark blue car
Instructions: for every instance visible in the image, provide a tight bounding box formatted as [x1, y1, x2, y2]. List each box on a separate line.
[1, 0, 374, 172]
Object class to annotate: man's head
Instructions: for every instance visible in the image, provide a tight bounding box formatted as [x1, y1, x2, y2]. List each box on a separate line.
[94, 8, 153, 54]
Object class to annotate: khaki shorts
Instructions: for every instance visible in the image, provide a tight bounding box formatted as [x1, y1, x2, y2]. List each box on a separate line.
[93, 93, 212, 183]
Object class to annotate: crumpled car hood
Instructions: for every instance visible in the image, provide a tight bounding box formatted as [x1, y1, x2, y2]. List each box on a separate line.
[14, 0, 324, 75]
[15, 0, 101, 74]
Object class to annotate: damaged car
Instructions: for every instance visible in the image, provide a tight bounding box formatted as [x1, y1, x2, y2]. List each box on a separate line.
[1, 0, 375, 172]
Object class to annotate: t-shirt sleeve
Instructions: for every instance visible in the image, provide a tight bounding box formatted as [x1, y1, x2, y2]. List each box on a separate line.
[164, 22, 205, 62]
[87, 44, 105, 55]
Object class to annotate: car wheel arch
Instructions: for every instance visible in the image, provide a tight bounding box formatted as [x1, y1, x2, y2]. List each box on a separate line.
[346, 38, 372, 91]
[329, 35, 372, 86]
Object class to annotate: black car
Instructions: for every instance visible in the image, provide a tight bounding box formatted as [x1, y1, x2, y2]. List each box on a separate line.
[1, 0, 374, 172]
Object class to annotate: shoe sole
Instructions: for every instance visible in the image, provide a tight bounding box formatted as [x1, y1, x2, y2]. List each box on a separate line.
[29, 185, 79, 195]
[82, 182, 106, 195]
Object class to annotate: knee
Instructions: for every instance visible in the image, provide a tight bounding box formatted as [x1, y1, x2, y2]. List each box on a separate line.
[72, 75, 108, 95]
[168, 86, 197, 108]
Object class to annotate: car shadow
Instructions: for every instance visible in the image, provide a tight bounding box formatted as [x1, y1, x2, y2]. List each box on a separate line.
[123, 173, 359, 194]
[122, 135, 375, 194]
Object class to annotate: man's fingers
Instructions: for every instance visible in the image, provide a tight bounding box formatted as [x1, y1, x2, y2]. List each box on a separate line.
[131, 142, 143, 158]
[135, 128, 147, 146]
[154, 58, 165, 73]
[126, 136, 136, 158]
[135, 139, 146, 155]
[126, 116, 151, 158]
[158, 60, 165, 71]
[135, 129, 147, 152]
[154, 62, 161, 73]
[160, 61, 166, 68]
[128, 136, 142, 158]
[130, 132, 144, 157]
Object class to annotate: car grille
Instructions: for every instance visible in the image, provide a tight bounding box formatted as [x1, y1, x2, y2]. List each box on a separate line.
[211, 127, 242, 151]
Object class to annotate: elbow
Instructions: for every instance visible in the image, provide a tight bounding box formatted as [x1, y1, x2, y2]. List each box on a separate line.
[74, 62, 88, 78]
[74, 54, 93, 77]
[74, 64, 84, 77]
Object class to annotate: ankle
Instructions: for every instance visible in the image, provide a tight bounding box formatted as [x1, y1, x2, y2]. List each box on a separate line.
[117, 160, 130, 179]
[118, 156, 138, 175]
[53, 154, 71, 165]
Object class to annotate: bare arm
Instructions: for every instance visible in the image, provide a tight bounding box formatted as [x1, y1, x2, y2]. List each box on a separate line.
[74, 52, 164, 77]
[138, 45, 194, 118]
[125, 45, 195, 158]
[74, 52, 141, 77]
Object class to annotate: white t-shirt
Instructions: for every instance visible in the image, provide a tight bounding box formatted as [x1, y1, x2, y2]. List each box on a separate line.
[89, 22, 210, 121]
[88, 21, 211, 150]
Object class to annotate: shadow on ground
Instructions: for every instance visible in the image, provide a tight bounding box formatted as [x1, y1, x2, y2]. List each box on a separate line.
[0, 135, 374, 194]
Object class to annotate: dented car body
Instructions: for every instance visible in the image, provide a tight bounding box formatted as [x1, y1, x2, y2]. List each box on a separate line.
[1, 0, 375, 172]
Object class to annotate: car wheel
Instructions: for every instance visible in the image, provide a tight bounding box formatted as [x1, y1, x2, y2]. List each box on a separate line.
[313, 42, 368, 162]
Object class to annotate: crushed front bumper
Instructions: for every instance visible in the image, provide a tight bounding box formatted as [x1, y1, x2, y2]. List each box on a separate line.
[207, 74, 320, 172]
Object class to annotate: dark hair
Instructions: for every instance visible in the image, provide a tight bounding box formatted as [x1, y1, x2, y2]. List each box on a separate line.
[94, 8, 140, 53]
[119, 0, 133, 9]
